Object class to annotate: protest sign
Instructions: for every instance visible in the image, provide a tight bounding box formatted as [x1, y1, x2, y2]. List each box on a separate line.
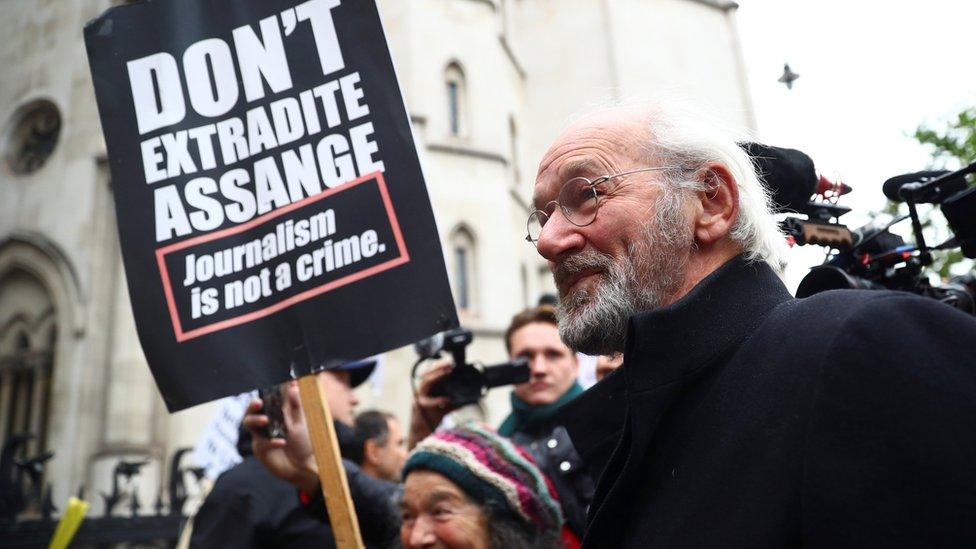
[191, 392, 254, 480]
[85, 0, 458, 412]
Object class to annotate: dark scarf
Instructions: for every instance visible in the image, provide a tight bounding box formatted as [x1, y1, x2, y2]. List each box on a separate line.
[498, 382, 584, 437]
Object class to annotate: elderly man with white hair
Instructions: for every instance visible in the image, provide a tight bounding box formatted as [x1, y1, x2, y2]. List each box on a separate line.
[527, 103, 976, 547]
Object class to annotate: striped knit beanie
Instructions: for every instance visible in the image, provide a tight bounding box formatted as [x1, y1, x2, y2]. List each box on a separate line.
[403, 424, 564, 533]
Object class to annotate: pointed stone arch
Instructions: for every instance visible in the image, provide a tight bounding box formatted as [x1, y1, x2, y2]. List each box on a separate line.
[445, 61, 469, 138]
[449, 224, 478, 313]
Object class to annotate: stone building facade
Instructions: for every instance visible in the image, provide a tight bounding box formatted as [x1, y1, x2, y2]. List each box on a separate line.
[0, 0, 754, 511]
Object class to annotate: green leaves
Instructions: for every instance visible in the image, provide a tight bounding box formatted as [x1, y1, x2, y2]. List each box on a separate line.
[911, 107, 976, 276]
[914, 107, 976, 168]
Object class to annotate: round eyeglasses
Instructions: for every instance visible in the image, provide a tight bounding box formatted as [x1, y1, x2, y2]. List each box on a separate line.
[525, 166, 679, 244]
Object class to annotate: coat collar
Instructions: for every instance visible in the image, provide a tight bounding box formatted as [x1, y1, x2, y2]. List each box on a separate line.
[578, 255, 793, 547]
[622, 254, 793, 394]
[561, 255, 792, 465]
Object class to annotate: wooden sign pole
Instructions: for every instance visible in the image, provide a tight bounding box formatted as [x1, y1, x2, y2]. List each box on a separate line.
[297, 373, 365, 549]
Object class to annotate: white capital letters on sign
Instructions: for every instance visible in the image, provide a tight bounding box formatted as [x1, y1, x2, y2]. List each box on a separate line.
[127, 52, 187, 135]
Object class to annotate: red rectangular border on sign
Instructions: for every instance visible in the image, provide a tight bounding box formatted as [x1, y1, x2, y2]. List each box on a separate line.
[155, 171, 409, 342]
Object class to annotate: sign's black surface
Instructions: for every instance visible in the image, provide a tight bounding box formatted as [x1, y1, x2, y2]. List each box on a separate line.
[85, 0, 457, 411]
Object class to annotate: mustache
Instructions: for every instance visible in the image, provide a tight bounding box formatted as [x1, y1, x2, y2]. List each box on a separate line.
[552, 251, 615, 289]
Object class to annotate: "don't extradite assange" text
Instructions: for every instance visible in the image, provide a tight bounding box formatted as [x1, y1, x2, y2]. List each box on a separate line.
[127, 0, 385, 243]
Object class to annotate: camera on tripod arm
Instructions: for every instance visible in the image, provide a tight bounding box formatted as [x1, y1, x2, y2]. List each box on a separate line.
[744, 142, 976, 314]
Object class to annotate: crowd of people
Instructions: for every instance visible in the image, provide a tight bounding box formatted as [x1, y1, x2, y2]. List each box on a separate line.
[206, 303, 598, 548]
[188, 100, 976, 548]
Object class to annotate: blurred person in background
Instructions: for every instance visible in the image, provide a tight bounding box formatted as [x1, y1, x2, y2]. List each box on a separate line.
[400, 424, 566, 549]
[352, 410, 407, 482]
[594, 353, 622, 381]
[244, 359, 401, 548]
[190, 423, 332, 548]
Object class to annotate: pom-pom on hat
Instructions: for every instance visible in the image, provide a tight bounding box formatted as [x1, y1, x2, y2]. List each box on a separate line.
[403, 424, 564, 534]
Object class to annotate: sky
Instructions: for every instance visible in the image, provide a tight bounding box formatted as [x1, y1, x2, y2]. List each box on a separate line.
[735, 1, 976, 287]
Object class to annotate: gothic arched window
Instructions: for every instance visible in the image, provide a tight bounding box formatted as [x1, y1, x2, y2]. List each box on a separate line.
[450, 226, 477, 312]
[445, 63, 467, 137]
[0, 269, 56, 460]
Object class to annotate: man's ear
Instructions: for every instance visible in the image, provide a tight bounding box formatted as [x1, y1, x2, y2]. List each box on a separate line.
[364, 439, 380, 466]
[693, 163, 739, 246]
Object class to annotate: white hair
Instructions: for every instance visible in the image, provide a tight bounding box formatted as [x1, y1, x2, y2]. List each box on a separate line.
[632, 103, 789, 273]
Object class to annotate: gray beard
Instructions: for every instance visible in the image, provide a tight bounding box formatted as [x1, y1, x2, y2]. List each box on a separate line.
[554, 206, 693, 355]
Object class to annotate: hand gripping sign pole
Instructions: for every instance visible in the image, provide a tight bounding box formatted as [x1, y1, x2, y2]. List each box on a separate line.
[297, 372, 364, 549]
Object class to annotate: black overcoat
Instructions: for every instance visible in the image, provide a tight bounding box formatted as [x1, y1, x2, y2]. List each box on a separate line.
[561, 255, 976, 547]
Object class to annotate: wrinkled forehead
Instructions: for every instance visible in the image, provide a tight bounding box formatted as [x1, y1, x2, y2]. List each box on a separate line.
[402, 470, 471, 507]
[533, 115, 647, 207]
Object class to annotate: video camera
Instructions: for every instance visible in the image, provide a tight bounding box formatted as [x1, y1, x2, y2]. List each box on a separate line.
[746, 143, 976, 314]
[413, 328, 530, 407]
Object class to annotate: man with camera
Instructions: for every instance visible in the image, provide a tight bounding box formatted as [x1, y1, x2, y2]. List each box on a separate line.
[529, 102, 976, 546]
[410, 305, 594, 538]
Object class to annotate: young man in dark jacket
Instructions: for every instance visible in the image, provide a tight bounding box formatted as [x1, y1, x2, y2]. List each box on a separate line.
[529, 102, 976, 547]
[497, 305, 592, 538]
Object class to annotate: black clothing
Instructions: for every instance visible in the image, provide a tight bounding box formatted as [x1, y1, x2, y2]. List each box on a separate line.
[562, 255, 976, 547]
[500, 383, 592, 536]
[190, 456, 335, 549]
[192, 421, 399, 549]
[302, 422, 401, 548]
[301, 459, 401, 548]
[509, 419, 594, 537]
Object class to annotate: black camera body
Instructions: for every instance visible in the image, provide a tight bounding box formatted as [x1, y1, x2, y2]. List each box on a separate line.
[414, 328, 530, 407]
[780, 159, 976, 314]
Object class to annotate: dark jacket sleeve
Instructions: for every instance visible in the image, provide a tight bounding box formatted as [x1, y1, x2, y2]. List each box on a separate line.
[302, 459, 401, 548]
[344, 459, 401, 547]
[190, 480, 261, 549]
[802, 292, 976, 546]
[190, 458, 337, 549]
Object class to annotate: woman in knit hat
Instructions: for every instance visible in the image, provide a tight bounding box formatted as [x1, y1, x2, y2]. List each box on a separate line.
[399, 424, 567, 549]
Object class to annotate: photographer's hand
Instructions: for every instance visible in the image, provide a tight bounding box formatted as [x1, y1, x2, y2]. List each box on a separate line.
[243, 381, 320, 493]
[408, 360, 456, 448]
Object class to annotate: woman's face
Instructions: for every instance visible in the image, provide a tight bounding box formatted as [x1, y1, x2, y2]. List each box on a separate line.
[400, 470, 490, 549]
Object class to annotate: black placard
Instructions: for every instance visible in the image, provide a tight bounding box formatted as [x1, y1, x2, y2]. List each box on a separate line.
[85, 0, 457, 411]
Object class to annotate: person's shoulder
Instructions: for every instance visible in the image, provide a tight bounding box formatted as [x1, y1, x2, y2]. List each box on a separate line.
[751, 289, 900, 350]
[798, 288, 974, 333]
[772, 288, 974, 334]
[789, 289, 976, 382]
[208, 455, 297, 503]
[789, 287, 916, 313]
[751, 289, 976, 379]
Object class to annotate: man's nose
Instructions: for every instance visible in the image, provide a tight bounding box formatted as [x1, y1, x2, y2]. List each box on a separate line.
[529, 354, 548, 375]
[407, 517, 436, 547]
[535, 208, 585, 261]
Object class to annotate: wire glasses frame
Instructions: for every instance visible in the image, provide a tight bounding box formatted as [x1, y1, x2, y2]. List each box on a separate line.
[525, 166, 679, 244]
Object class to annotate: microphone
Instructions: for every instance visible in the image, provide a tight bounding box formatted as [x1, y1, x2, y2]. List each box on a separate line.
[816, 175, 852, 198]
[882, 170, 967, 203]
[740, 142, 817, 214]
